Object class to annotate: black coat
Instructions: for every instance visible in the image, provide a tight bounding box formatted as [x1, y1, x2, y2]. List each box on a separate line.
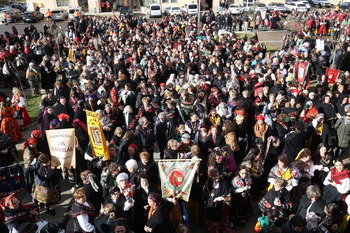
[284, 130, 310, 161]
[296, 195, 325, 219]
[145, 203, 173, 233]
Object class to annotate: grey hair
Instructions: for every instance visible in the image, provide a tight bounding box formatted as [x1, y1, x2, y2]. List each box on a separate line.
[139, 117, 147, 125]
[306, 185, 321, 199]
[123, 105, 133, 114]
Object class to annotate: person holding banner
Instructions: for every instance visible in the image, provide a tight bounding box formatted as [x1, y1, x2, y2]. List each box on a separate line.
[24, 154, 61, 216]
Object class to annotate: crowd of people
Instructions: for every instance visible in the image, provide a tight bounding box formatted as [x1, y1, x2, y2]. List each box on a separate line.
[0, 6, 350, 233]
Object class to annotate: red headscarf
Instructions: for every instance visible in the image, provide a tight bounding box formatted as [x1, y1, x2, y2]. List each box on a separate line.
[31, 130, 41, 138]
[0, 193, 17, 210]
[22, 138, 37, 154]
[331, 167, 350, 184]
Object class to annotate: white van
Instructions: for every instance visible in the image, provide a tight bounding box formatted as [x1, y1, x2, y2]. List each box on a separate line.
[181, 3, 198, 15]
[147, 4, 162, 18]
[68, 7, 83, 20]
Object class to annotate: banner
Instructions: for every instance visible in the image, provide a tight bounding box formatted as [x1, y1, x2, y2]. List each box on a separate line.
[0, 164, 26, 197]
[46, 128, 76, 169]
[85, 110, 110, 160]
[326, 67, 341, 84]
[294, 61, 311, 89]
[158, 159, 200, 202]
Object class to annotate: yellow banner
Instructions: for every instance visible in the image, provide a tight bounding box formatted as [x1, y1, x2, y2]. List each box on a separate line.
[85, 110, 110, 160]
[46, 128, 76, 169]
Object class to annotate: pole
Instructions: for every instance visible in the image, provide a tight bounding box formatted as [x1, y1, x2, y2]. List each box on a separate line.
[197, 0, 200, 36]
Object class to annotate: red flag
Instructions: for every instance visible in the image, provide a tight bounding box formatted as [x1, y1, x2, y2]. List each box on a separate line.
[326, 68, 341, 84]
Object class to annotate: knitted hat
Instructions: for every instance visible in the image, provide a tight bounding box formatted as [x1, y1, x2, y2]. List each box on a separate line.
[116, 173, 129, 184]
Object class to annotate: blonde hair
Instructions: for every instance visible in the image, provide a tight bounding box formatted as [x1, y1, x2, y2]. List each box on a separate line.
[73, 189, 86, 200]
[12, 87, 22, 95]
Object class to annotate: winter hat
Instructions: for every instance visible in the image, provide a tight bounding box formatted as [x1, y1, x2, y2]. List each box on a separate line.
[125, 159, 138, 171]
[117, 173, 129, 184]
[256, 115, 265, 121]
[181, 133, 191, 140]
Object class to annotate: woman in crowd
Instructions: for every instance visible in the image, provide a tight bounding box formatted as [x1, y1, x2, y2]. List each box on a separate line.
[24, 153, 60, 216]
[296, 185, 326, 219]
[313, 143, 333, 190]
[11, 87, 31, 130]
[231, 165, 252, 225]
[323, 160, 350, 204]
[267, 154, 300, 192]
[318, 202, 342, 233]
[0, 193, 36, 232]
[241, 148, 264, 198]
[292, 148, 315, 204]
[202, 168, 231, 233]
[72, 189, 97, 233]
[259, 178, 292, 224]
[144, 192, 173, 233]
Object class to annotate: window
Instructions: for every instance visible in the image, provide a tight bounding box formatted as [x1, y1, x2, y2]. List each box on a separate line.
[171, 0, 178, 3]
[56, 0, 69, 7]
[162, 0, 169, 3]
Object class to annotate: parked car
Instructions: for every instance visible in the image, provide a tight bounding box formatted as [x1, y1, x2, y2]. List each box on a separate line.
[300, 1, 311, 10]
[9, 3, 27, 12]
[23, 10, 44, 23]
[311, 0, 331, 7]
[0, 8, 22, 23]
[267, 2, 288, 12]
[119, 6, 133, 18]
[51, 9, 68, 21]
[68, 7, 83, 20]
[147, 4, 162, 17]
[243, 2, 254, 12]
[285, 2, 308, 12]
[340, 2, 350, 11]
[254, 3, 268, 12]
[166, 6, 182, 16]
[181, 3, 198, 15]
[228, 4, 243, 14]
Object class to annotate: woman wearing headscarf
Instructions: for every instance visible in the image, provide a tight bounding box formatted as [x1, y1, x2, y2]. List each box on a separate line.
[71, 189, 96, 233]
[134, 173, 158, 233]
[57, 113, 72, 129]
[31, 129, 49, 154]
[0, 193, 36, 232]
[144, 192, 173, 233]
[253, 114, 271, 149]
[0, 107, 23, 142]
[24, 154, 61, 216]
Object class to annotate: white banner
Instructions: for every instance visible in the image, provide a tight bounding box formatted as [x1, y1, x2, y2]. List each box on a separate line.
[46, 128, 76, 169]
[158, 159, 200, 202]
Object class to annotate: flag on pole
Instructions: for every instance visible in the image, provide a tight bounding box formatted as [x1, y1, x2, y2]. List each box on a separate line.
[158, 159, 201, 202]
[85, 110, 110, 160]
[46, 128, 76, 169]
[293, 60, 312, 89]
[326, 67, 341, 84]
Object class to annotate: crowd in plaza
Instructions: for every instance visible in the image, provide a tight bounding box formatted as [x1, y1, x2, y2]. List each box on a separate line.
[0, 5, 350, 233]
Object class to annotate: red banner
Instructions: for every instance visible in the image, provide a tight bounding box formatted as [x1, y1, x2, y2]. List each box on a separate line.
[293, 61, 311, 89]
[326, 68, 341, 84]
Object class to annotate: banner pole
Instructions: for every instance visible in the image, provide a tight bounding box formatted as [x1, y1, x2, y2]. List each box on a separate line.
[155, 159, 202, 162]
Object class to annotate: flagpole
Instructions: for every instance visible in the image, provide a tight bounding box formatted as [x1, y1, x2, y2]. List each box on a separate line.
[155, 159, 202, 162]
